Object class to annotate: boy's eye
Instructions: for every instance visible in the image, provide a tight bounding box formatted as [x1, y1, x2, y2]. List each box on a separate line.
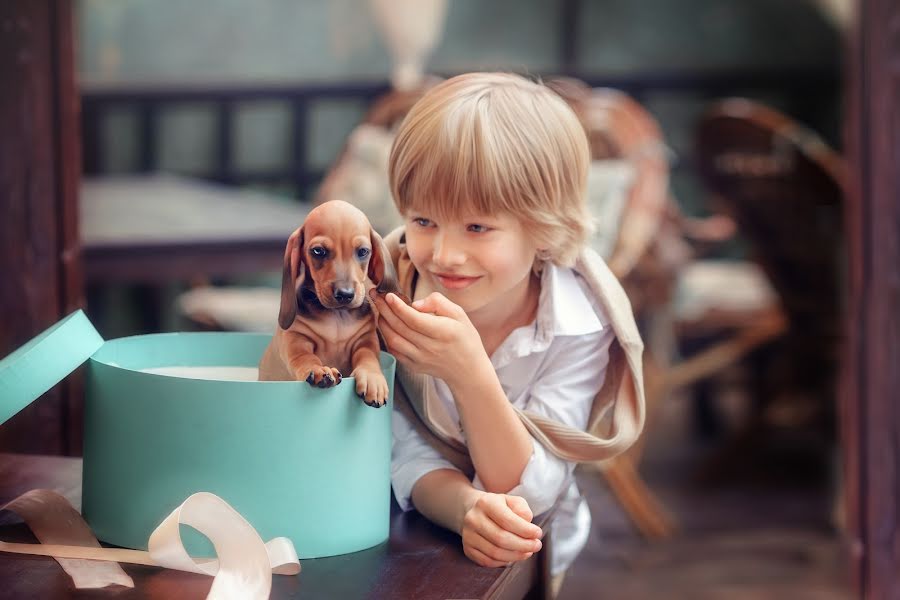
[467, 224, 490, 233]
[413, 217, 433, 227]
[356, 247, 370, 259]
[310, 246, 328, 258]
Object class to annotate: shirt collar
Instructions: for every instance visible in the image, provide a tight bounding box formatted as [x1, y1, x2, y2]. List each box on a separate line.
[491, 262, 605, 369]
[537, 262, 605, 339]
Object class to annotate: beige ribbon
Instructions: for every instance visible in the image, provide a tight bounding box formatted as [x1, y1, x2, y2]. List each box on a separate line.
[1, 489, 300, 598]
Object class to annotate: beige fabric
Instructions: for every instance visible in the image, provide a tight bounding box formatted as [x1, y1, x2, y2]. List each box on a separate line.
[1, 489, 134, 589]
[383, 227, 646, 472]
[0, 489, 301, 596]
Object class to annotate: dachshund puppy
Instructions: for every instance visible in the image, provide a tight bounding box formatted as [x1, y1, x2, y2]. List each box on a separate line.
[258, 200, 399, 407]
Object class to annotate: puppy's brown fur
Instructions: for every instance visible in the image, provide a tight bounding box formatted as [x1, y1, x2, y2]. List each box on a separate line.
[258, 200, 398, 407]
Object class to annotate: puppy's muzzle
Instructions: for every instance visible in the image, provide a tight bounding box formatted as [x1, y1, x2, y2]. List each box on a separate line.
[332, 285, 356, 306]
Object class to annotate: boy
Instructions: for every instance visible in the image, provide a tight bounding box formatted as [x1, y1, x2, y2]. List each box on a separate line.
[371, 72, 645, 590]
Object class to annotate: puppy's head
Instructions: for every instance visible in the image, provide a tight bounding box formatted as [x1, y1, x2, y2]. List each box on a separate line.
[278, 200, 400, 329]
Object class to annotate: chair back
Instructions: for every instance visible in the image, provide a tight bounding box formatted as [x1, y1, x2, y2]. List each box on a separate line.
[558, 84, 677, 314]
[695, 99, 846, 379]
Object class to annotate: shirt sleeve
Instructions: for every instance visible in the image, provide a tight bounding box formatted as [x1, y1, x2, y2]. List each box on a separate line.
[390, 406, 461, 512]
[499, 327, 616, 515]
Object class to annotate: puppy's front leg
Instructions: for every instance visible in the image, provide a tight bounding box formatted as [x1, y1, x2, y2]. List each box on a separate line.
[350, 332, 389, 407]
[284, 334, 342, 388]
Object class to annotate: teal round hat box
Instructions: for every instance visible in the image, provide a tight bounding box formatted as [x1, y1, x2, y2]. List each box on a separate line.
[0, 310, 395, 559]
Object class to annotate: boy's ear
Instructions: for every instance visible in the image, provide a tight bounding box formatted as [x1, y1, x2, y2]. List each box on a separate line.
[278, 226, 306, 330]
[368, 228, 400, 295]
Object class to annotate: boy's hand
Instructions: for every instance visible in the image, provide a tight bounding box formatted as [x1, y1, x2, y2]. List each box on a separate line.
[371, 290, 489, 383]
[460, 492, 543, 568]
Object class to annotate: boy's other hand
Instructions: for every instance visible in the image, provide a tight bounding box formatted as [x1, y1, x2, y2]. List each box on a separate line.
[460, 492, 543, 568]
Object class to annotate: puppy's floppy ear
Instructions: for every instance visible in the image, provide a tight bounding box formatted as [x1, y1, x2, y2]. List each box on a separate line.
[278, 226, 305, 330]
[368, 228, 400, 295]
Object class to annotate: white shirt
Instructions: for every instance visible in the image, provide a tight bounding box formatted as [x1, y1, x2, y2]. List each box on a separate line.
[391, 262, 615, 575]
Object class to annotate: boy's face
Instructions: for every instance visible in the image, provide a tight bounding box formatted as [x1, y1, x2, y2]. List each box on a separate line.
[403, 209, 539, 320]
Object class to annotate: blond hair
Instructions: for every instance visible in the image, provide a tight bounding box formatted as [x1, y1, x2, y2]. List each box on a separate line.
[388, 72, 593, 267]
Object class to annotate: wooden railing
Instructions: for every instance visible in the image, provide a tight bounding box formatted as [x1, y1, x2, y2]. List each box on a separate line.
[81, 67, 839, 199]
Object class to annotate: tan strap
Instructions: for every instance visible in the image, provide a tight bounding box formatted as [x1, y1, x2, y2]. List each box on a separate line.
[394, 385, 475, 477]
[1, 489, 134, 589]
[513, 342, 643, 462]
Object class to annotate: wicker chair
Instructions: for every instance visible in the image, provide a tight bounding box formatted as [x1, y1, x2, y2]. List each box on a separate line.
[596, 98, 845, 539]
[558, 85, 809, 540]
[559, 84, 685, 539]
[692, 99, 845, 480]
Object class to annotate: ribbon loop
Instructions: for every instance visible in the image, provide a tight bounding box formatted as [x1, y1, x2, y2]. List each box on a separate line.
[1, 489, 301, 599]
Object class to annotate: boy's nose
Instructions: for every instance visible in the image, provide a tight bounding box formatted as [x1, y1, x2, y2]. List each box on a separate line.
[432, 233, 466, 267]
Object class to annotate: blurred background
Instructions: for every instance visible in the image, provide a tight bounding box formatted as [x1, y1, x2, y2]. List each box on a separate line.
[0, 0, 875, 598]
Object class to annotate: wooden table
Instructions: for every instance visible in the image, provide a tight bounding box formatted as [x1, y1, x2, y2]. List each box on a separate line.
[81, 175, 308, 285]
[0, 453, 553, 599]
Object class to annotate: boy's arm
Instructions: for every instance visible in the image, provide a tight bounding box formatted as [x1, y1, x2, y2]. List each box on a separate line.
[393, 408, 542, 568]
[445, 357, 536, 492]
[375, 291, 535, 492]
[392, 407, 462, 511]
[410, 468, 480, 532]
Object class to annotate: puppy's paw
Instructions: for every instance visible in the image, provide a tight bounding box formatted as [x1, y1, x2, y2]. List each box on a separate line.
[305, 366, 342, 388]
[352, 368, 389, 408]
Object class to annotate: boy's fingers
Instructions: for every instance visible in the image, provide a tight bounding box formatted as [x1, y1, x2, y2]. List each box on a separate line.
[386, 293, 435, 329]
[465, 545, 511, 569]
[370, 292, 390, 321]
[411, 292, 462, 318]
[476, 516, 543, 553]
[371, 292, 395, 322]
[387, 293, 455, 332]
[377, 295, 424, 342]
[379, 328, 416, 367]
[378, 320, 418, 362]
[467, 534, 533, 565]
[491, 502, 542, 540]
[505, 495, 534, 522]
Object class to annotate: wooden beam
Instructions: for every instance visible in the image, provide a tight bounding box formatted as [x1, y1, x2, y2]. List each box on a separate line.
[844, 0, 900, 596]
[0, 0, 83, 454]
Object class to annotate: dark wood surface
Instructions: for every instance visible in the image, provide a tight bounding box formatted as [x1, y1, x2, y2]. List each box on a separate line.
[80, 175, 309, 285]
[0, 453, 552, 599]
[0, 1, 83, 456]
[844, 0, 900, 597]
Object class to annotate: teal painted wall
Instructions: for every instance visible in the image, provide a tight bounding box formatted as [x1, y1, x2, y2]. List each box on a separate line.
[77, 0, 841, 211]
[78, 0, 838, 81]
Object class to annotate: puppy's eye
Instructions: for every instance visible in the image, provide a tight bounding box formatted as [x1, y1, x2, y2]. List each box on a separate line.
[356, 247, 371, 259]
[310, 246, 328, 259]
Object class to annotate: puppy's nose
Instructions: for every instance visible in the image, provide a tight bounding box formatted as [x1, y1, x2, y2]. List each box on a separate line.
[333, 287, 355, 304]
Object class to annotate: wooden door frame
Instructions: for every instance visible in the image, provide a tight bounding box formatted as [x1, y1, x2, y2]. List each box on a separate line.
[0, 0, 83, 454]
[843, 0, 900, 597]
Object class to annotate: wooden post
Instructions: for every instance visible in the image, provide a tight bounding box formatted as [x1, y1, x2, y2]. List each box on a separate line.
[843, 0, 900, 597]
[0, 1, 83, 454]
